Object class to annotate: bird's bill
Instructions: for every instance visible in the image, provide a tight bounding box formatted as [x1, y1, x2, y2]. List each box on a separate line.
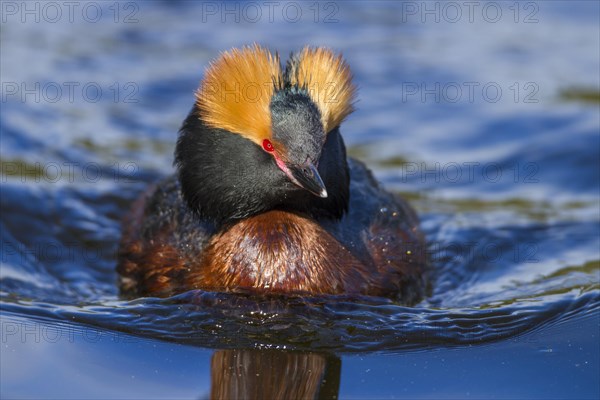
[288, 161, 328, 198]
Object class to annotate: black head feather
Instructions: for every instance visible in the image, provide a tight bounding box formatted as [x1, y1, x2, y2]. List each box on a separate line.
[175, 101, 349, 227]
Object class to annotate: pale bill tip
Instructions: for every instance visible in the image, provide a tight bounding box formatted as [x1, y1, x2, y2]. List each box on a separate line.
[319, 188, 328, 198]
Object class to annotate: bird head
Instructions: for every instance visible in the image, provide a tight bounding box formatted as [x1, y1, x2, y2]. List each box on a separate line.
[176, 45, 356, 224]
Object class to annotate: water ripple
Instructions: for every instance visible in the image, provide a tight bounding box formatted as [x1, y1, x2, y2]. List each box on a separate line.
[1, 289, 597, 354]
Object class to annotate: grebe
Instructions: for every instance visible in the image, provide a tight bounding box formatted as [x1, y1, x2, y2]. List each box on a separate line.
[117, 45, 427, 304]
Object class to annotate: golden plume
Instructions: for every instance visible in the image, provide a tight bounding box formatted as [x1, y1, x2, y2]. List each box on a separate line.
[195, 44, 282, 145]
[288, 47, 357, 133]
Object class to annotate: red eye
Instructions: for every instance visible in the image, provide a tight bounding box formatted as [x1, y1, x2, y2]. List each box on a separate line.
[262, 139, 275, 152]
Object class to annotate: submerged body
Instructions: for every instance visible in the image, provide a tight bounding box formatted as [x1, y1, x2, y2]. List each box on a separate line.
[117, 45, 428, 304]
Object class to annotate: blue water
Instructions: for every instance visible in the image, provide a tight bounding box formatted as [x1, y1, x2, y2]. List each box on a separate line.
[1, 1, 599, 398]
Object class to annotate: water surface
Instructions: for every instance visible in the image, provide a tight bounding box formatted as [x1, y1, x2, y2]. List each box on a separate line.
[1, 1, 599, 398]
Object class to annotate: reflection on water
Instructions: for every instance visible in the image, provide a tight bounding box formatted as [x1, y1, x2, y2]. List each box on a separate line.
[2, 311, 596, 399]
[211, 350, 340, 400]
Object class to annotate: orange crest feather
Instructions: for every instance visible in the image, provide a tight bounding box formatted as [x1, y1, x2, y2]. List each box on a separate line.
[288, 47, 357, 133]
[195, 45, 282, 145]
